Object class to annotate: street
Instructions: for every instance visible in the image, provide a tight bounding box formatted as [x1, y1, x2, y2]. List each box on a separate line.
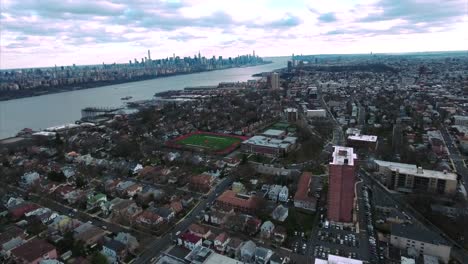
[440, 127, 468, 192]
[134, 176, 234, 264]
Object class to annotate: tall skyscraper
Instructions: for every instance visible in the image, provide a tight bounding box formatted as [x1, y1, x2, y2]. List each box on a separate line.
[148, 50, 151, 61]
[270, 72, 279, 90]
[328, 146, 358, 223]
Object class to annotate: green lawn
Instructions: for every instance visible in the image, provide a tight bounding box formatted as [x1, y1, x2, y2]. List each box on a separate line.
[177, 134, 241, 151]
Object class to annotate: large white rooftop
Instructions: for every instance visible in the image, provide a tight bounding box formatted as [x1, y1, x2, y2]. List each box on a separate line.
[374, 160, 457, 181]
[331, 146, 357, 166]
[242, 135, 296, 149]
[262, 129, 285, 137]
[204, 252, 244, 264]
[314, 254, 363, 264]
[348, 134, 378, 143]
[454, 115, 468, 121]
[45, 123, 80, 132]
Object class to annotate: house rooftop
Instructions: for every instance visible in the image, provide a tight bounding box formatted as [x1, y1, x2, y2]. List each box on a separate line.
[11, 239, 55, 263]
[104, 240, 126, 252]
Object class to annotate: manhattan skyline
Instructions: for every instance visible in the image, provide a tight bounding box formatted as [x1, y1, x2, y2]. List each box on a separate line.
[1, 0, 468, 69]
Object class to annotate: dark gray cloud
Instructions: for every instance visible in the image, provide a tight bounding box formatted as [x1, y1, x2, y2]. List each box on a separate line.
[15, 36, 29, 41]
[2, 18, 67, 36]
[167, 33, 207, 42]
[317, 12, 337, 23]
[324, 22, 449, 38]
[10, 0, 126, 17]
[262, 14, 302, 28]
[359, 0, 465, 24]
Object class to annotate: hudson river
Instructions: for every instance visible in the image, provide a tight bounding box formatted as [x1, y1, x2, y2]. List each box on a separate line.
[0, 57, 287, 139]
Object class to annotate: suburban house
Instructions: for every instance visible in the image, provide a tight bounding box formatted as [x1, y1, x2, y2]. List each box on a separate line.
[168, 200, 183, 215]
[73, 223, 106, 246]
[11, 239, 57, 264]
[273, 226, 287, 244]
[9, 203, 41, 219]
[268, 185, 282, 202]
[254, 247, 273, 264]
[153, 207, 175, 222]
[278, 186, 289, 202]
[240, 240, 256, 262]
[102, 240, 127, 264]
[48, 215, 80, 234]
[214, 232, 230, 253]
[125, 184, 143, 197]
[260, 221, 275, 239]
[135, 209, 163, 226]
[226, 237, 243, 259]
[188, 224, 212, 239]
[20, 172, 41, 188]
[204, 208, 234, 226]
[114, 232, 139, 253]
[245, 217, 262, 235]
[0, 226, 26, 257]
[189, 174, 214, 193]
[87, 193, 107, 209]
[271, 205, 288, 222]
[178, 232, 203, 250]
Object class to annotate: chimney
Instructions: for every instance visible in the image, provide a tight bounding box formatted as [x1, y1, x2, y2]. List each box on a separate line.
[417, 167, 423, 174]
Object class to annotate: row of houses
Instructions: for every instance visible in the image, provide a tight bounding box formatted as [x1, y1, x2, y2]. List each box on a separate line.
[175, 223, 288, 264]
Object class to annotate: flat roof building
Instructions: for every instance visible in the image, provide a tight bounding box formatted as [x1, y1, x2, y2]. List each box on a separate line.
[374, 160, 457, 195]
[314, 254, 363, 264]
[241, 135, 297, 157]
[390, 224, 451, 264]
[453, 115, 468, 126]
[306, 109, 327, 118]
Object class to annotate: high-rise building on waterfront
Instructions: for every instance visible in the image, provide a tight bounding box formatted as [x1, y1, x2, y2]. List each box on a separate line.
[327, 146, 357, 223]
[270, 72, 279, 90]
[148, 50, 151, 61]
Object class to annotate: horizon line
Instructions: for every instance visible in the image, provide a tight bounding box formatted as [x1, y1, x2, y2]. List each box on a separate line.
[2, 49, 467, 71]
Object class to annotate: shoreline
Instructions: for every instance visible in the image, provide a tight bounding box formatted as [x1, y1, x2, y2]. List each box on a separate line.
[0, 61, 272, 102]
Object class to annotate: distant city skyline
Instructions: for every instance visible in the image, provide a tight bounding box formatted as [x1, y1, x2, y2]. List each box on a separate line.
[1, 0, 467, 69]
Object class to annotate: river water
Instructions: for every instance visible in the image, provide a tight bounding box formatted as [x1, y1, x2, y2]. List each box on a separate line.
[0, 57, 288, 139]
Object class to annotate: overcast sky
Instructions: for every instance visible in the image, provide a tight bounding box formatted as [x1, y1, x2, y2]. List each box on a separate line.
[1, 0, 467, 69]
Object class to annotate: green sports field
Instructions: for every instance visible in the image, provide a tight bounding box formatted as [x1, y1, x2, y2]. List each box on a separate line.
[176, 134, 242, 151]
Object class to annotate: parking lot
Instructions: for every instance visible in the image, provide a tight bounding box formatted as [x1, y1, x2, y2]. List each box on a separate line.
[311, 218, 366, 260]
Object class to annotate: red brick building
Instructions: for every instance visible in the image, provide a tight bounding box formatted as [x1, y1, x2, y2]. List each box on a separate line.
[294, 172, 317, 212]
[215, 190, 259, 213]
[189, 174, 214, 193]
[328, 146, 357, 223]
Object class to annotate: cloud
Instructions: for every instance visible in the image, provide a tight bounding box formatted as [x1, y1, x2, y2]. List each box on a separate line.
[358, 0, 465, 24]
[167, 33, 207, 41]
[0, 0, 467, 69]
[317, 12, 337, 23]
[262, 14, 302, 28]
[9, 0, 126, 18]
